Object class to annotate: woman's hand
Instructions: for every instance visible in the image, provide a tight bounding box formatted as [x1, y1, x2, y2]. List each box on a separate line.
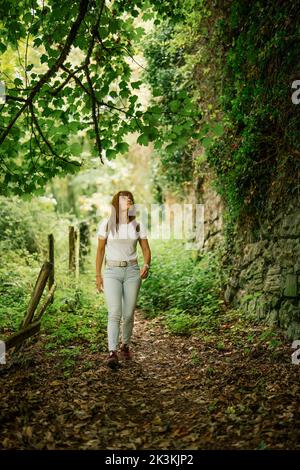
[140, 265, 149, 279]
[96, 275, 104, 293]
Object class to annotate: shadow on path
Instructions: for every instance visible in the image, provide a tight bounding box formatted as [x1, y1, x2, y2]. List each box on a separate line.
[0, 309, 299, 450]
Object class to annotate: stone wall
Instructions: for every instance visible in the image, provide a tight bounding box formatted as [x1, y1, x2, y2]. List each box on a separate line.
[180, 164, 225, 252]
[200, 174, 224, 252]
[162, 160, 300, 340]
[224, 200, 300, 340]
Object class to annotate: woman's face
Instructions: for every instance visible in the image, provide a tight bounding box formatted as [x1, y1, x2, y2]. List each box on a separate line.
[119, 194, 133, 211]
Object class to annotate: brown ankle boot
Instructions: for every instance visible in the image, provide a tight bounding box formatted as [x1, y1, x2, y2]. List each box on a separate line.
[106, 350, 119, 368]
[119, 344, 132, 360]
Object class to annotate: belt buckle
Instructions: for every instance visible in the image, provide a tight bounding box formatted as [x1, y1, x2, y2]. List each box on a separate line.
[120, 261, 127, 267]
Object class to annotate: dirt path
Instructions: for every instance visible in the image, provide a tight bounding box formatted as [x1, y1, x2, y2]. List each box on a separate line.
[0, 309, 299, 450]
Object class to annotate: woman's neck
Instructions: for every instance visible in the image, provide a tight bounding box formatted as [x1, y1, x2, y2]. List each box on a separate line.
[119, 212, 129, 224]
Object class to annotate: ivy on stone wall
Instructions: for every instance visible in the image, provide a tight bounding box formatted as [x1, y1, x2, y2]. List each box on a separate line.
[141, 19, 203, 195]
[207, 0, 300, 231]
[143, 0, 300, 237]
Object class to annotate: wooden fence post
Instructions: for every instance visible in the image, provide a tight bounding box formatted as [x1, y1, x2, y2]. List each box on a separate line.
[48, 233, 54, 304]
[75, 227, 80, 287]
[5, 321, 41, 351]
[79, 221, 90, 273]
[5, 261, 56, 354]
[20, 261, 53, 330]
[69, 226, 76, 273]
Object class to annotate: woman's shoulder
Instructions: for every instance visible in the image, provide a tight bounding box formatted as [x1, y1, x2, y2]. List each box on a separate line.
[96, 216, 109, 237]
[134, 219, 147, 239]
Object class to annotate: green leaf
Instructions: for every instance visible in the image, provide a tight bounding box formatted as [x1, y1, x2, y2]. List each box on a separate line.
[165, 143, 178, 152]
[134, 27, 145, 38]
[177, 91, 188, 99]
[99, 26, 109, 39]
[116, 142, 129, 153]
[137, 134, 149, 146]
[143, 112, 160, 126]
[120, 89, 129, 99]
[201, 137, 213, 149]
[170, 100, 180, 112]
[0, 43, 7, 54]
[14, 78, 23, 87]
[23, 12, 33, 23]
[101, 139, 112, 148]
[40, 54, 48, 64]
[106, 148, 118, 159]
[173, 125, 183, 133]
[212, 122, 224, 136]
[33, 37, 43, 47]
[131, 81, 142, 89]
[70, 142, 82, 156]
[108, 19, 119, 34]
[152, 88, 162, 97]
[69, 121, 79, 132]
[142, 11, 154, 21]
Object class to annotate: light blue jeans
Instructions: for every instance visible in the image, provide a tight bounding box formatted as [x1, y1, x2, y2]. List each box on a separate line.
[103, 263, 142, 351]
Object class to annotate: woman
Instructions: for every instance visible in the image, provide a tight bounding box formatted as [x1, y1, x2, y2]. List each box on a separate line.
[95, 190, 151, 369]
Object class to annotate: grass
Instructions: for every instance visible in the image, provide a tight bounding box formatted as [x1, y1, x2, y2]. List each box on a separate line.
[0, 239, 109, 355]
[138, 238, 225, 335]
[0, 231, 286, 360]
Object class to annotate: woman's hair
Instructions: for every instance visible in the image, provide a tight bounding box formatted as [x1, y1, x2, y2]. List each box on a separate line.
[107, 190, 140, 237]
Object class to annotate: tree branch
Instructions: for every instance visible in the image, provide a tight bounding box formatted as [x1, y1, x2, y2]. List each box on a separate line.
[6, 95, 27, 102]
[50, 65, 86, 96]
[59, 64, 89, 95]
[0, 0, 90, 147]
[59, 65, 137, 118]
[30, 104, 81, 167]
[82, 0, 106, 164]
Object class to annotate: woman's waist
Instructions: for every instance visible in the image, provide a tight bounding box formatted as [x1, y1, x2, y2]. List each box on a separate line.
[105, 258, 138, 267]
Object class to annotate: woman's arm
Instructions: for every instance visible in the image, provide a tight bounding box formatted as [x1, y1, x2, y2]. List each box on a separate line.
[138, 238, 151, 278]
[96, 238, 106, 292]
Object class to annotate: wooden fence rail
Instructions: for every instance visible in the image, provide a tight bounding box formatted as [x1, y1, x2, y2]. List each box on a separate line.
[1, 221, 91, 361]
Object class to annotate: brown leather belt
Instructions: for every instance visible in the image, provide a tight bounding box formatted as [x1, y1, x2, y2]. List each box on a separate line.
[106, 259, 138, 267]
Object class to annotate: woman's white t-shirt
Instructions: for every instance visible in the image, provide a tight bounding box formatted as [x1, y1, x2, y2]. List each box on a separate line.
[96, 218, 147, 261]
